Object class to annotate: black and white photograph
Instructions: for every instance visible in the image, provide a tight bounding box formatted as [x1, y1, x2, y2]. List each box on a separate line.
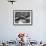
[13, 10, 32, 25]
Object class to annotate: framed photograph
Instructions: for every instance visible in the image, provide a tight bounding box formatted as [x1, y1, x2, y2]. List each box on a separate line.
[13, 10, 33, 26]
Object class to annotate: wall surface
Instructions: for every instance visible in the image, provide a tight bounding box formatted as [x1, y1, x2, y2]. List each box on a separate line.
[0, 0, 46, 42]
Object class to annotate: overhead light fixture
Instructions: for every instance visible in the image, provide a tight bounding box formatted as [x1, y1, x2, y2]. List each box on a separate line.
[8, 0, 16, 4]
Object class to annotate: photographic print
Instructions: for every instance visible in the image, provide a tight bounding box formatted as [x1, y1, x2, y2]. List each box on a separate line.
[13, 10, 32, 25]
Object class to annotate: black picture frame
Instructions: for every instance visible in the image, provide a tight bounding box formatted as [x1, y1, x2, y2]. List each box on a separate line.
[13, 10, 33, 26]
